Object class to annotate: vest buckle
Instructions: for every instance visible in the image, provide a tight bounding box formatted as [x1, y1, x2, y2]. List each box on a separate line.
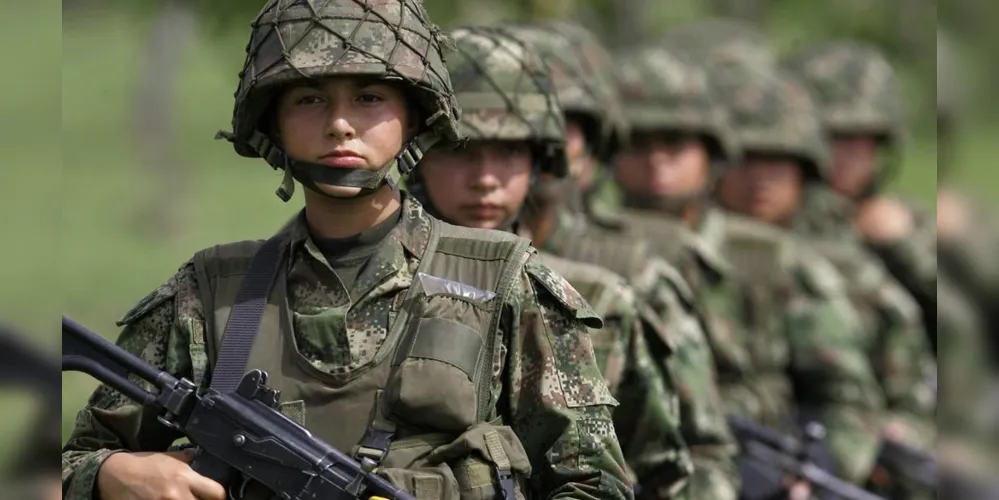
[495, 469, 516, 500]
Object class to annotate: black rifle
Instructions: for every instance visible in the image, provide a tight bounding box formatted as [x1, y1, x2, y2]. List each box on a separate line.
[62, 315, 415, 500]
[726, 414, 886, 500]
[875, 438, 937, 490]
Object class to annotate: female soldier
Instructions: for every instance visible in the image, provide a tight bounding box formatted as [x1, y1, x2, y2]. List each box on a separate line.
[61, 2, 631, 500]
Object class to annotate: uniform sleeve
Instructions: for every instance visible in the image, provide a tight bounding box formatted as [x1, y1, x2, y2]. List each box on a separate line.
[867, 222, 937, 313]
[644, 281, 739, 500]
[783, 289, 887, 483]
[606, 304, 692, 499]
[504, 255, 634, 500]
[62, 263, 203, 499]
[872, 278, 937, 449]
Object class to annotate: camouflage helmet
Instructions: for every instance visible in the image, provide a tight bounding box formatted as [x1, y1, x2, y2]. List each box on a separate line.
[660, 17, 777, 72]
[712, 66, 830, 181]
[217, 0, 464, 201]
[494, 23, 623, 162]
[783, 41, 905, 146]
[444, 25, 567, 177]
[615, 46, 739, 164]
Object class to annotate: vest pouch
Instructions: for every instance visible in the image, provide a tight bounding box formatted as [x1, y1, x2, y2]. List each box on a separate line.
[387, 290, 496, 433]
[378, 433, 462, 500]
[425, 422, 532, 500]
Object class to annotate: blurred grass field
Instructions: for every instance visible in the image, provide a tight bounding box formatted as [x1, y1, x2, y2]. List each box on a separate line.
[42, 7, 998, 456]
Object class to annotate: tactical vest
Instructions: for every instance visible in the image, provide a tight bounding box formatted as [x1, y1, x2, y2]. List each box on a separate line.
[191, 217, 536, 500]
[806, 240, 886, 348]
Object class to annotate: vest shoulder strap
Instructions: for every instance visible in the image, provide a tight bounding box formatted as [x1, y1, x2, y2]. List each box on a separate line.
[421, 221, 533, 423]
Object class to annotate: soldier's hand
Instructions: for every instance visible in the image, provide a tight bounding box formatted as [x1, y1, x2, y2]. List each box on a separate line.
[856, 196, 913, 243]
[781, 475, 812, 500]
[937, 190, 968, 239]
[97, 449, 226, 500]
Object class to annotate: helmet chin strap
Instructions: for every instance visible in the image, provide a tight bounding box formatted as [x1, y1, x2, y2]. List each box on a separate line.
[221, 129, 440, 202]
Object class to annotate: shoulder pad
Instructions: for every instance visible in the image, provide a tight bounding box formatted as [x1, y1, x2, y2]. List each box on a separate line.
[116, 261, 191, 327]
[525, 256, 603, 329]
[877, 277, 922, 324]
[794, 245, 847, 298]
[537, 252, 634, 321]
[646, 258, 696, 310]
[684, 233, 731, 278]
[721, 215, 790, 268]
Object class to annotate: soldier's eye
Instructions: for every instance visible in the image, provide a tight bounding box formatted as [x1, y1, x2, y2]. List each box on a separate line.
[357, 92, 386, 104]
[295, 95, 324, 105]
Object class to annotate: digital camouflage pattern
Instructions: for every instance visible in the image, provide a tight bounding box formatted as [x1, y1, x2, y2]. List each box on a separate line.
[442, 26, 566, 175]
[62, 196, 634, 500]
[695, 207, 889, 484]
[537, 252, 694, 497]
[216, 0, 465, 196]
[494, 23, 624, 161]
[539, 209, 740, 500]
[615, 46, 738, 163]
[783, 41, 904, 147]
[710, 66, 831, 181]
[659, 18, 776, 73]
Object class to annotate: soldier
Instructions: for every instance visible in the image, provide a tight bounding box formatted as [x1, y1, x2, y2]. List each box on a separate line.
[783, 42, 937, 345]
[491, 23, 741, 499]
[409, 24, 743, 499]
[708, 65, 936, 497]
[611, 44, 888, 496]
[61, 2, 634, 500]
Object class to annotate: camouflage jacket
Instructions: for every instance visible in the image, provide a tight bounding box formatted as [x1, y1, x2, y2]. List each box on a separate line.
[540, 208, 739, 500]
[61, 195, 633, 500]
[697, 208, 890, 481]
[793, 198, 938, 450]
[538, 251, 693, 498]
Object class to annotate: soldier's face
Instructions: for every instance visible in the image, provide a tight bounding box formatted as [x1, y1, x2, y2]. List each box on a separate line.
[421, 140, 533, 229]
[613, 131, 711, 201]
[736, 154, 803, 225]
[275, 76, 411, 198]
[830, 133, 879, 198]
[565, 117, 595, 189]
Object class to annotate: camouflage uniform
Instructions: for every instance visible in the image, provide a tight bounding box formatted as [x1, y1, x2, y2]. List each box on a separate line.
[61, 3, 632, 500]
[783, 42, 938, 343]
[614, 45, 892, 486]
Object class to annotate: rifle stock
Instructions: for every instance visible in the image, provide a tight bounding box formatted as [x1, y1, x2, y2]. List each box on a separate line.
[62, 315, 415, 500]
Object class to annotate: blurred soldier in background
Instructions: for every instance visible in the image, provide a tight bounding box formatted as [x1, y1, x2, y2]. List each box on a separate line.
[610, 41, 886, 498]
[709, 63, 935, 498]
[501, 21, 742, 499]
[783, 43, 937, 349]
[933, 28, 999, 499]
[411, 23, 743, 499]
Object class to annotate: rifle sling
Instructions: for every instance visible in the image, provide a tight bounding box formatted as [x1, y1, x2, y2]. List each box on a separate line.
[209, 236, 284, 394]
